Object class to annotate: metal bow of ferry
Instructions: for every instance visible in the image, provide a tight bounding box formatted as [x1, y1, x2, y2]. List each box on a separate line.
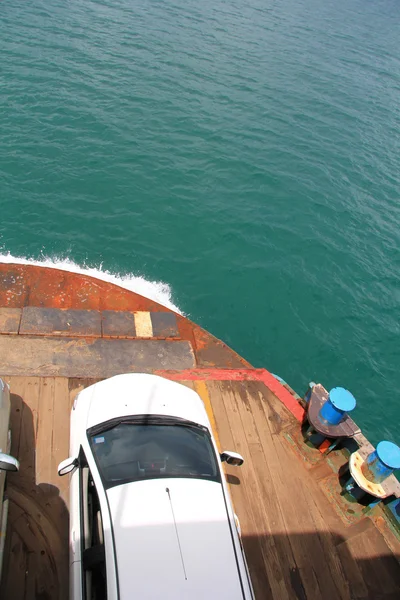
[0, 263, 399, 599]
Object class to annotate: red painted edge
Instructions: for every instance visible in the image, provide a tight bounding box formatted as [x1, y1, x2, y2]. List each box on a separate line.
[155, 368, 306, 422]
[258, 370, 305, 422]
[155, 368, 263, 381]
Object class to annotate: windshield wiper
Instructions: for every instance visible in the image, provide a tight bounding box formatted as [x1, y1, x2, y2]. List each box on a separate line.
[88, 414, 207, 437]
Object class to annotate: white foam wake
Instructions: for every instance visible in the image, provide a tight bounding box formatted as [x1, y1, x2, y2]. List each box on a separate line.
[0, 252, 182, 314]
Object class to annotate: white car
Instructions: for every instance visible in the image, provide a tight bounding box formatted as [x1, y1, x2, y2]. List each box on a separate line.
[58, 373, 254, 600]
[0, 379, 20, 581]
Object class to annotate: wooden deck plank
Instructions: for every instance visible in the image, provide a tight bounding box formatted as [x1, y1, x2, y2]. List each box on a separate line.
[11, 377, 41, 493]
[6, 486, 66, 600]
[224, 380, 336, 600]
[255, 381, 299, 435]
[297, 565, 322, 599]
[1, 376, 24, 460]
[252, 386, 352, 599]
[336, 537, 374, 599]
[207, 381, 274, 599]
[250, 383, 354, 599]
[221, 381, 300, 589]
[51, 378, 71, 506]
[211, 381, 291, 599]
[0, 335, 195, 377]
[3, 531, 27, 599]
[354, 528, 400, 595]
[206, 379, 400, 600]
[36, 378, 55, 486]
[1, 377, 69, 600]
[2, 373, 400, 600]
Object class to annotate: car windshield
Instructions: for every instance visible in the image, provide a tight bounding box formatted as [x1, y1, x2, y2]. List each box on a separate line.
[88, 421, 220, 489]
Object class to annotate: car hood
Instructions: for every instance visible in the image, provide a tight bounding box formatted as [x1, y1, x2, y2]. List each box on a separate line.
[79, 374, 210, 430]
[106, 478, 244, 599]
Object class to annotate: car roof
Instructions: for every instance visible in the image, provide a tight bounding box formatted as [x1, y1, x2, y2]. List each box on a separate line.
[80, 373, 211, 431]
[106, 478, 245, 599]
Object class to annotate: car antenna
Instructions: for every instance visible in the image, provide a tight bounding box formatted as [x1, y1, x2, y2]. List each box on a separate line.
[166, 487, 187, 581]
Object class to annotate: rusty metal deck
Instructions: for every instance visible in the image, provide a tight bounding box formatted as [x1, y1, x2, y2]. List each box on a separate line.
[0, 264, 399, 599]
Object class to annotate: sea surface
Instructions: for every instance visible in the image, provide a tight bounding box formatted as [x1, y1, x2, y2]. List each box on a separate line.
[1, 0, 399, 446]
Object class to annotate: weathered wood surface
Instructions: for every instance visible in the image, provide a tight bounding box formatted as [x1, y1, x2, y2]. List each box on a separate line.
[0, 336, 195, 377]
[0, 377, 99, 600]
[11, 306, 181, 339]
[20, 307, 102, 337]
[205, 380, 400, 600]
[1, 376, 400, 600]
[0, 377, 68, 600]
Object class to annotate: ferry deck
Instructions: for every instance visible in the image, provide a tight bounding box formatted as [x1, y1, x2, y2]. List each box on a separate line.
[0, 264, 399, 599]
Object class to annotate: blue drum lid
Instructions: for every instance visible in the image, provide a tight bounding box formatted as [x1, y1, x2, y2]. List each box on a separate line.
[328, 387, 356, 412]
[376, 441, 400, 470]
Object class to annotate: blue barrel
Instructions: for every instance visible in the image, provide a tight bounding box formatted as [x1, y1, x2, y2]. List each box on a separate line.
[362, 441, 400, 483]
[319, 387, 356, 426]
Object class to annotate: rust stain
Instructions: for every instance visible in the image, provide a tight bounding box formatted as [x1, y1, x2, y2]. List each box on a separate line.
[0, 264, 305, 422]
[0, 264, 252, 372]
[192, 324, 252, 369]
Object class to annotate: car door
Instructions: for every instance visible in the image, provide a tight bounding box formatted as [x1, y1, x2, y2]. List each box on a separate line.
[70, 450, 107, 600]
[70, 463, 83, 600]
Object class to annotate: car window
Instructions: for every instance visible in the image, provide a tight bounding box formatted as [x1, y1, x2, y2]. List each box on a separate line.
[89, 423, 220, 489]
[80, 463, 107, 600]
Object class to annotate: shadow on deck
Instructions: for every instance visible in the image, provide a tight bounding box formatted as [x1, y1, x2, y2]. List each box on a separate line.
[0, 388, 69, 600]
[242, 531, 400, 599]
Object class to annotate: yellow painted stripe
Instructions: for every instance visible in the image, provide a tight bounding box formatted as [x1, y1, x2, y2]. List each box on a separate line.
[134, 311, 153, 338]
[193, 380, 221, 451]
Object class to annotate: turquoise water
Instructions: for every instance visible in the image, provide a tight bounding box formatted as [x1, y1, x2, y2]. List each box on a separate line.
[1, 0, 399, 446]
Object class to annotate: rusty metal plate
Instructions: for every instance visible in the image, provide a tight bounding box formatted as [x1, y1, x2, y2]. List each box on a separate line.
[0, 308, 22, 334]
[0, 336, 195, 377]
[102, 310, 136, 338]
[150, 312, 179, 337]
[20, 307, 101, 337]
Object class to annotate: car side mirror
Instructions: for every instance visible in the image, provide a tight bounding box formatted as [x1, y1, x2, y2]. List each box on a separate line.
[220, 451, 244, 466]
[0, 452, 19, 472]
[58, 457, 78, 476]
